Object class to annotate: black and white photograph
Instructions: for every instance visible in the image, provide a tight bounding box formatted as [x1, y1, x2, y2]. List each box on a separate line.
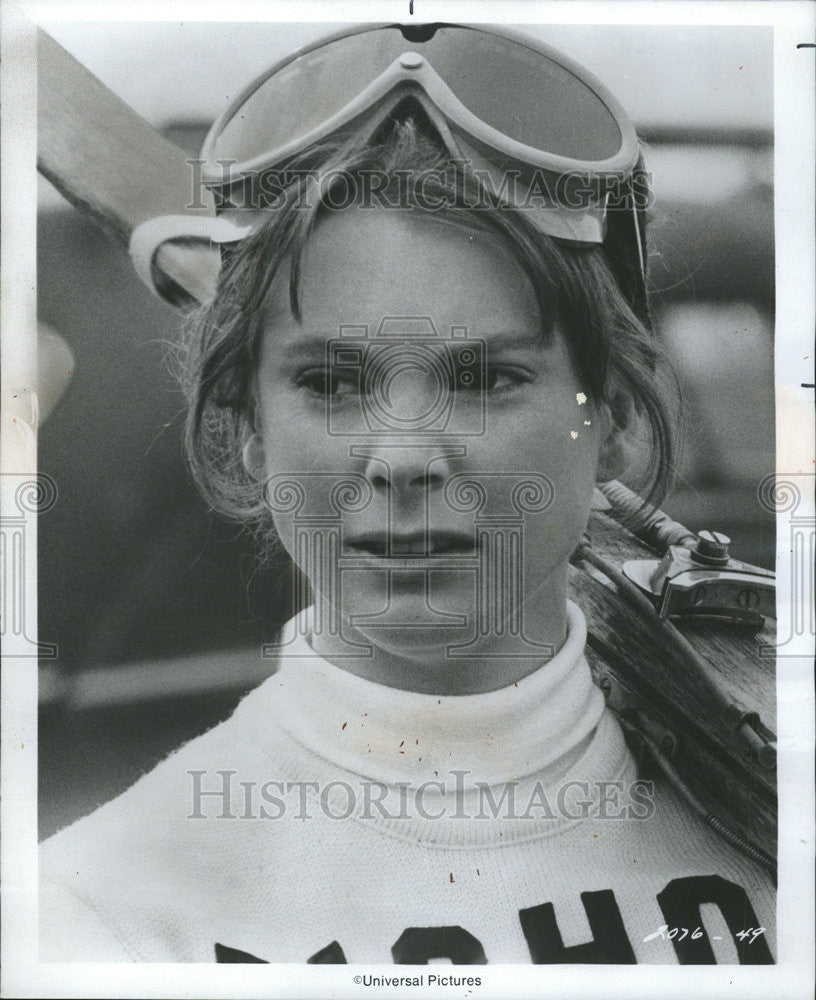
[1, 1, 814, 997]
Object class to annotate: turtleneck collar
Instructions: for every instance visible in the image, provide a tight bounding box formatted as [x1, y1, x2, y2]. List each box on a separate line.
[268, 601, 606, 788]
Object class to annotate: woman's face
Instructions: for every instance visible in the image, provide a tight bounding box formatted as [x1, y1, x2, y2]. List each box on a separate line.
[250, 207, 612, 692]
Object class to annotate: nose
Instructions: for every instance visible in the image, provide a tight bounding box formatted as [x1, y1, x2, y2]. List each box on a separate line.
[351, 442, 465, 499]
[369, 360, 451, 432]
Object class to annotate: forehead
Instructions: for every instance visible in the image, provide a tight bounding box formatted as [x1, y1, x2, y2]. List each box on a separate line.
[264, 207, 541, 342]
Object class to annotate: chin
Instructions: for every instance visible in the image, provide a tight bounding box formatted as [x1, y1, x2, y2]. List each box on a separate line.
[325, 572, 475, 656]
[341, 568, 474, 621]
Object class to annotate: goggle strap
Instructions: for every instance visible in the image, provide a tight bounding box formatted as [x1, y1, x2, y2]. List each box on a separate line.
[451, 134, 607, 244]
[632, 198, 646, 280]
[129, 200, 611, 307]
[129, 215, 251, 302]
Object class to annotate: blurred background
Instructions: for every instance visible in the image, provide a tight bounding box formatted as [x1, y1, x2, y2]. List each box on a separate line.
[37, 22, 775, 837]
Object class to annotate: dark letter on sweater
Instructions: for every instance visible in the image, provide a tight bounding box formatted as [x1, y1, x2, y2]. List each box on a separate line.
[657, 875, 774, 964]
[308, 940, 348, 963]
[214, 942, 269, 963]
[392, 926, 487, 964]
[520, 890, 636, 963]
[215, 939, 348, 963]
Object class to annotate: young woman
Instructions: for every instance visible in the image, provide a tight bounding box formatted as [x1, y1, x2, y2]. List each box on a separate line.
[40, 22, 775, 965]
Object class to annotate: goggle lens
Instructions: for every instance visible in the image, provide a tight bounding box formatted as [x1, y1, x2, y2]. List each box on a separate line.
[428, 28, 621, 160]
[208, 25, 627, 178]
[215, 31, 402, 168]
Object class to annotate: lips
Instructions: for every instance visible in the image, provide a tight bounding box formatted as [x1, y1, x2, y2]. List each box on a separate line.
[345, 530, 476, 558]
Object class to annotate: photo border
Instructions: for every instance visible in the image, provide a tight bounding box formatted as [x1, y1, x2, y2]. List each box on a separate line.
[2, 1, 813, 997]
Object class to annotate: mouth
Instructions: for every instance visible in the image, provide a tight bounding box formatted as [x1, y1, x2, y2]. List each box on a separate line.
[344, 530, 476, 558]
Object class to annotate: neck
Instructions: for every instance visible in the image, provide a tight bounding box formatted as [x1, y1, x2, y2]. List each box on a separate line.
[309, 571, 570, 695]
[270, 598, 606, 794]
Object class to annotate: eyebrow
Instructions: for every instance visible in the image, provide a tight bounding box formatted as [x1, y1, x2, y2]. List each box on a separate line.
[276, 330, 542, 354]
[478, 331, 542, 350]
[276, 334, 334, 357]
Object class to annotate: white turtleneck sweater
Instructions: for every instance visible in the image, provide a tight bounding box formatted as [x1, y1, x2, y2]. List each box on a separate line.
[40, 603, 776, 964]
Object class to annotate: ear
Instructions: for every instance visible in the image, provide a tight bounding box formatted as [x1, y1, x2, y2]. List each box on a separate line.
[596, 390, 637, 483]
[241, 425, 267, 482]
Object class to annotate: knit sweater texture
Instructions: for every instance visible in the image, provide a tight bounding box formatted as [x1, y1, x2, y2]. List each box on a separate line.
[40, 603, 776, 964]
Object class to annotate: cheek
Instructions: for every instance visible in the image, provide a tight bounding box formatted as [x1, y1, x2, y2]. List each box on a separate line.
[256, 394, 334, 474]
[487, 393, 602, 548]
[520, 437, 600, 571]
[489, 390, 601, 476]
[255, 432, 357, 576]
[268, 512, 297, 567]
[549, 424, 603, 523]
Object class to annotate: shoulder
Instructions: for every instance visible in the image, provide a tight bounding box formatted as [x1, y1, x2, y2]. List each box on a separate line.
[39, 674, 291, 960]
[42, 672, 286, 858]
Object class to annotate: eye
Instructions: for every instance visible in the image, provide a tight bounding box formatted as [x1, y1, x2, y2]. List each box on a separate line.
[484, 367, 512, 391]
[295, 368, 359, 398]
[463, 365, 532, 393]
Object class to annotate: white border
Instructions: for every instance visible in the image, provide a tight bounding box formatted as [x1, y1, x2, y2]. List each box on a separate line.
[2, 2, 814, 998]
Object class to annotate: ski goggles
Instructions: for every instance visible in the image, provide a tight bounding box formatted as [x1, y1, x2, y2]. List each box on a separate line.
[201, 22, 640, 243]
[130, 23, 646, 303]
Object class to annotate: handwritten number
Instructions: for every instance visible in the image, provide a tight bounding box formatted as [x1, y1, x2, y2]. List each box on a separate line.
[642, 924, 669, 942]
